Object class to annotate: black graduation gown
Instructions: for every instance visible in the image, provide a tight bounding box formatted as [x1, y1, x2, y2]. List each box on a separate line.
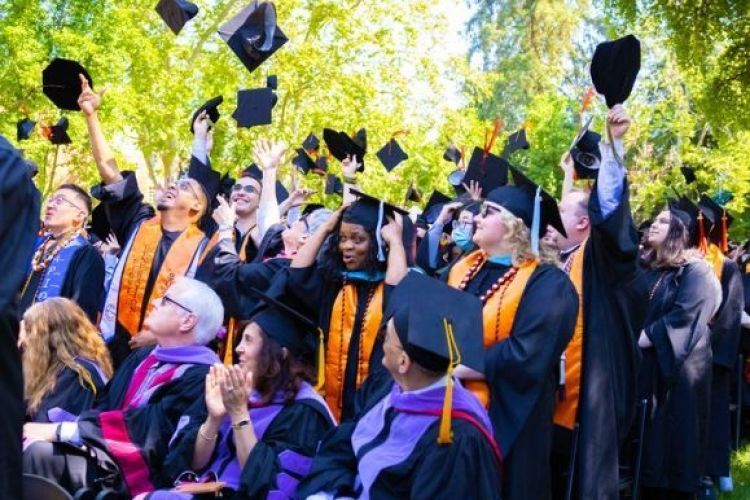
[297, 380, 502, 500]
[92, 156, 219, 364]
[281, 264, 393, 422]
[28, 362, 106, 423]
[565, 181, 648, 500]
[441, 259, 577, 499]
[705, 258, 744, 476]
[639, 261, 719, 493]
[0, 136, 40, 500]
[195, 226, 260, 285]
[19, 243, 105, 322]
[205, 238, 289, 320]
[160, 396, 335, 498]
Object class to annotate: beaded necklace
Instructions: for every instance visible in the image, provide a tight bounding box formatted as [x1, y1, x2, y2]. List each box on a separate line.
[456, 251, 519, 304]
[30, 228, 84, 272]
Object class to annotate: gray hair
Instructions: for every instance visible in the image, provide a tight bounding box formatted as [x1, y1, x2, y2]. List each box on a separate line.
[167, 277, 224, 345]
[305, 208, 334, 235]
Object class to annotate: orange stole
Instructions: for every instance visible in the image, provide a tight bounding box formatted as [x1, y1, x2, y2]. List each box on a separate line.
[554, 244, 585, 430]
[447, 251, 538, 407]
[704, 243, 724, 282]
[117, 217, 205, 335]
[324, 281, 384, 421]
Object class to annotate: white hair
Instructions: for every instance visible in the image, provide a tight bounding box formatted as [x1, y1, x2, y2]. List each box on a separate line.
[167, 277, 224, 345]
[306, 208, 334, 235]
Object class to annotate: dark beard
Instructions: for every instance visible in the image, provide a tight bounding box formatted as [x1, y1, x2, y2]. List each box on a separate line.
[156, 203, 168, 211]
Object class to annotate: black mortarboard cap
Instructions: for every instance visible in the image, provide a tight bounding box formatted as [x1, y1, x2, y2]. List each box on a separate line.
[301, 203, 324, 217]
[232, 87, 276, 128]
[385, 271, 484, 372]
[246, 286, 318, 357]
[667, 197, 695, 239]
[344, 189, 408, 232]
[241, 163, 288, 202]
[463, 146, 509, 195]
[405, 182, 422, 204]
[484, 166, 566, 239]
[292, 148, 315, 175]
[42, 58, 93, 111]
[190, 95, 223, 133]
[266, 74, 278, 90]
[443, 143, 463, 165]
[325, 174, 343, 196]
[420, 190, 452, 225]
[376, 138, 408, 172]
[89, 202, 111, 242]
[680, 166, 697, 185]
[218, 1, 289, 74]
[156, 0, 199, 35]
[570, 130, 602, 180]
[17, 118, 36, 141]
[590, 34, 641, 108]
[322, 128, 366, 171]
[47, 117, 71, 145]
[313, 155, 328, 176]
[302, 133, 320, 153]
[698, 194, 733, 244]
[501, 128, 530, 159]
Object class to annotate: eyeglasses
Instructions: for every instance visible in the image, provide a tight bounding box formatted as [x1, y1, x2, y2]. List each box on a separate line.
[231, 184, 259, 194]
[452, 220, 473, 232]
[479, 202, 502, 218]
[173, 179, 201, 200]
[160, 295, 193, 314]
[48, 195, 84, 212]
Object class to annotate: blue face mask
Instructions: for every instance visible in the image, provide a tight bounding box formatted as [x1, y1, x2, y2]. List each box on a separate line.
[487, 254, 513, 266]
[451, 228, 474, 252]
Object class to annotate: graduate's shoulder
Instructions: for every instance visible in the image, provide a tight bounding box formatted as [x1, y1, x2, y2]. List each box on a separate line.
[528, 262, 577, 294]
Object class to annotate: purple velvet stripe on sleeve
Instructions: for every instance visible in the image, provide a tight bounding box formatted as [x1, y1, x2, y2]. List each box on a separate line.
[47, 407, 78, 423]
[278, 449, 312, 476]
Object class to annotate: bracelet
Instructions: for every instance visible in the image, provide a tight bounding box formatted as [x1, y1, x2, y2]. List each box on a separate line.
[198, 423, 218, 441]
[231, 419, 250, 430]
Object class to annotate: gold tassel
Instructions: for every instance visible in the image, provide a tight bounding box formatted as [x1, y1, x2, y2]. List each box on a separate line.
[438, 319, 460, 445]
[223, 319, 236, 365]
[314, 328, 326, 392]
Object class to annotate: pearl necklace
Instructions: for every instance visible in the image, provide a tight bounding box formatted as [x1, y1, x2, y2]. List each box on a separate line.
[457, 252, 519, 303]
[30, 229, 84, 272]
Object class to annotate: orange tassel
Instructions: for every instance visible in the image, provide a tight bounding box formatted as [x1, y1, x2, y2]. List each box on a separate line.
[721, 209, 729, 253]
[438, 319, 460, 445]
[579, 87, 596, 117]
[314, 328, 326, 392]
[482, 118, 503, 161]
[697, 210, 708, 254]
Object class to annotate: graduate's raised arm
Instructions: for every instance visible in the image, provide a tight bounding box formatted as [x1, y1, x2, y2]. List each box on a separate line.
[78, 74, 122, 185]
[291, 205, 345, 269]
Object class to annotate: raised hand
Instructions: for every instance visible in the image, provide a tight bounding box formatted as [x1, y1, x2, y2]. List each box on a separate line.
[205, 364, 227, 421]
[559, 151, 574, 174]
[608, 104, 631, 140]
[341, 154, 360, 178]
[435, 201, 463, 226]
[213, 195, 237, 228]
[381, 212, 404, 245]
[192, 110, 209, 140]
[253, 139, 287, 171]
[219, 364, 253, 421]
[461, 180, 483, 201]
[77, 73, 102, 117]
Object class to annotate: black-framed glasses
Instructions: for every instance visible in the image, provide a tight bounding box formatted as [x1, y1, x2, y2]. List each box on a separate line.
[452, 220, 473, 232]
[161, 295, 193, 314]
[231, 184, 258, 194]
[173, 178, 201, 200]
[480, 202, 502, 218]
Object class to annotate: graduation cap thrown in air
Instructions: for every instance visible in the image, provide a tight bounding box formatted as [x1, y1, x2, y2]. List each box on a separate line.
[443, 144, 463, 165]
[42, 58, 93, 111]
[462, 147, 509, 196]
[482, 166, 566, 255]
[590, 34, 641, 108]
[501, 129, 530, 159]
[45, 117, 72, 145]
[266, 75, 278, 90]
[322, 128, 367, 171]
[190, 95, 223, 133]
[232, 87, 276, 128]
[241, 163, 289, 202]
[218, 1, 289, 74]
[155, 0, 199, 35]
[404, 182, 422, 204]
[680, 166, 697, 185]
[17, 118, 36, 141]
[376, 138, 408, 172]
[324, 174, 343, 196]
[313, 155, 328, 176]
[292, 148, 315, 175]
[302, 133, 320, 153]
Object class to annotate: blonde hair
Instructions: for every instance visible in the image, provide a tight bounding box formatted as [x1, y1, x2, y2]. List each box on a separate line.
[498, 209, 560, 266]
[22, 298, 113, 415]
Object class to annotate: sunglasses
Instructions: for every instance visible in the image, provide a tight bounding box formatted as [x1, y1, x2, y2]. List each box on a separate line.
[231, 184, 259, 194]
[160, 295, 193, 314]
[479, 203, 502, 218]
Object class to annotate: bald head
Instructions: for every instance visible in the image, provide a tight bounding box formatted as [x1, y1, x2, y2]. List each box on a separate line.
[557, 189, 591, 250]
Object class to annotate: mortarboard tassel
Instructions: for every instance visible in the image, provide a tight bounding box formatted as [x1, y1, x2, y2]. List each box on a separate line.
[481, 118, 503, 165]
[376, 200, 386, 262]
[721, 208, 729, 254]
[314, 327, 326, 392]
[438, 318, 460, 445]
[530, 186, 542, 256]
[223, 319, 237, 365]
[697, 210, 708, 254]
